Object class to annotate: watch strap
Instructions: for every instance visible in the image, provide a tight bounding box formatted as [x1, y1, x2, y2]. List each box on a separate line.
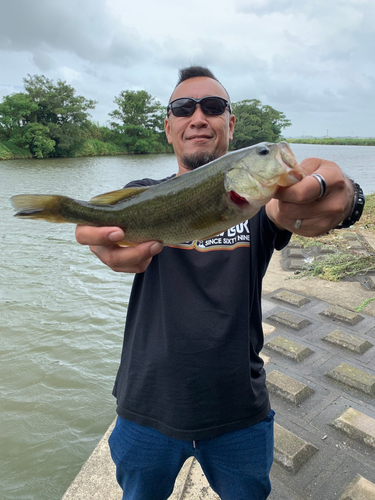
[335, 181, 365, 229]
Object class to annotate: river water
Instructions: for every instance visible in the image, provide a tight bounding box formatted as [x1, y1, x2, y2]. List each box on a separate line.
[1, 144, 374, 500]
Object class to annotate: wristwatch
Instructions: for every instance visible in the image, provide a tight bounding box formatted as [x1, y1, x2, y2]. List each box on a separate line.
[336, 181, 365, 229]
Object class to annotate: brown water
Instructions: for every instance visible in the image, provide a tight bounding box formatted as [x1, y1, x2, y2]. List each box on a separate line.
[0, 154, 176, 500]
[1, 145, 374, 500]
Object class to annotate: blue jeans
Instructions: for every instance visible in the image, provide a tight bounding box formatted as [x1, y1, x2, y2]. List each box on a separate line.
[108, 411, 275, 500]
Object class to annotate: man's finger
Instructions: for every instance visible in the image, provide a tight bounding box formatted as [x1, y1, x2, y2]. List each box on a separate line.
[89, 240, 163, 273]
[75, 225, 125, 246]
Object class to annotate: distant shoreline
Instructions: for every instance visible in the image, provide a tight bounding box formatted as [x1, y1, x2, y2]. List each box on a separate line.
[288, 138, 375, 146]
[2, 137, 375, 161]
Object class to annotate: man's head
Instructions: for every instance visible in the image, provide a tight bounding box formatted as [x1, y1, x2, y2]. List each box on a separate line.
[165, 66, 235, 174]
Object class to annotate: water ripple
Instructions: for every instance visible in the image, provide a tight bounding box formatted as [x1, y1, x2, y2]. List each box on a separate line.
[1, 149, 373, 500]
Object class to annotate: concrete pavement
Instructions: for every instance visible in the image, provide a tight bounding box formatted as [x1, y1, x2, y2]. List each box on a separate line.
[62, 229, 375, 500]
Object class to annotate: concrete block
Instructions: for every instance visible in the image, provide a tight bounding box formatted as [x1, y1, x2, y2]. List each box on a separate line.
[267, 370, 314, 405]
[365, 275, 375, 290]
[274, 423, 318, 474]
[331, 407, 375, 448]
[265, 336, 314, 363]
[286, 248, 305, 258]
[268, 310, 312, 330]
[347, 242, 365, 249]
[322, 329, 373, 354]
[287, 259, 308, 270]
[320, 306, 364, 326]
[272, 291, 311, 308]
[319, 246, 336, 254]
[326, 363, 375, 395]
[358, 275, 375, 290]
[340, 474, 375, 500]
[343, 233, 359, 241]
[287, 241, 303, 248]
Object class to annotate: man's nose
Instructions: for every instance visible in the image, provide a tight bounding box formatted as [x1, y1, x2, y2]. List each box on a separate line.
[189, 104, 208, 125]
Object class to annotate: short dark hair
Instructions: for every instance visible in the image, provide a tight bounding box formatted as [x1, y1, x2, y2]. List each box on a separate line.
[176, 66, 219, 85]
[173, 65, 230, 102]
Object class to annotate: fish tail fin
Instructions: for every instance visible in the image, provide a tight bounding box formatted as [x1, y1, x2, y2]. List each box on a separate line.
[11, 195, 69, 223]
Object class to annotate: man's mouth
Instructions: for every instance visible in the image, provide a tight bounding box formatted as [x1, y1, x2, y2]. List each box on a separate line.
[187, 135, 212, 141]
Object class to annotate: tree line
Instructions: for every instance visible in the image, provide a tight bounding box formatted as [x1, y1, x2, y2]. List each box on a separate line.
[0, 74, 291, 159]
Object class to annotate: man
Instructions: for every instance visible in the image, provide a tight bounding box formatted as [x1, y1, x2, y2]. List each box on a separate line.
[76, 66, 361, 500]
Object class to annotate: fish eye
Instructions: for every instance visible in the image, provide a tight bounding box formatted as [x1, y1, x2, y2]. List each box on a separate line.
[257, 146, 270, 156]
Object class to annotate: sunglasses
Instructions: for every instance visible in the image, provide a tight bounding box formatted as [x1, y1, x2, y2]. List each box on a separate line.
[167, 96, 232, 117]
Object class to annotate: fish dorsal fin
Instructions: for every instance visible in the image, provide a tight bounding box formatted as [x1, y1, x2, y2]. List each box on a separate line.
[89, 187, 149, 205]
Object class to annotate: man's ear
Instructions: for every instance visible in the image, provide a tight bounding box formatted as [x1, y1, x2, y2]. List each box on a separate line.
[229, 114, 235, 141]
[164, 117, 173, 144]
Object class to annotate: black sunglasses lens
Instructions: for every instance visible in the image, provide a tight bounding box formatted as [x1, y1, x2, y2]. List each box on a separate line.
[200, 97, 227, 115]
[169, 97, 229, 117]
[170, 98, 196, 117]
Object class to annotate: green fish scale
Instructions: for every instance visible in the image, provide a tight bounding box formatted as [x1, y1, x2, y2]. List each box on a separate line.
[59, 170, 229, 244]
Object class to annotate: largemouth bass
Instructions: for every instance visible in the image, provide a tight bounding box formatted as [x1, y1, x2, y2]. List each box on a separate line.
[11, 141, 303, 245]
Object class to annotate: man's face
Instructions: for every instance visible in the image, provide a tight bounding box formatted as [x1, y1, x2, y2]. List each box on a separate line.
[165, 77, 235, 174]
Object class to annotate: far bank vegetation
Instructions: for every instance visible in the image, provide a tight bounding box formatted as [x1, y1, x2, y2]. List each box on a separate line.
[289, 137, 375, 146]
[0, 74, 291, 160]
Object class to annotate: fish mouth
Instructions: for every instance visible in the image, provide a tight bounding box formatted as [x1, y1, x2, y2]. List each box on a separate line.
[277, 143, 303, 180]
[225, 141, 305, 210]
[230, 190, 249, 207]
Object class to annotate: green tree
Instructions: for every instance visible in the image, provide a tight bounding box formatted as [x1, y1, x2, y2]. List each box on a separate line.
[0, 75, 97, 157]
[231, 99, 291, 150]
[0, 93, 38, 140]
[22, 123, 56, 158]
[22, 74, 97, 156]
[109, 90, 168, 154]
[110, 90, 165, 130]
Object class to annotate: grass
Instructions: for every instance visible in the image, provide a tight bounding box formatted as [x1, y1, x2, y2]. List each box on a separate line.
[291, 194, 375, 281]
[298, 253, 375, 281]
[75, 139, 127, 157]
[358, 192, 375, 231]
[355, 297, 375, 312]
[0, 141, 32, 160]
[0, 138, 126, 160]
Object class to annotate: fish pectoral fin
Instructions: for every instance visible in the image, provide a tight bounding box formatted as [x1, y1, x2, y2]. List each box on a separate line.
[89, 187, 149, 205]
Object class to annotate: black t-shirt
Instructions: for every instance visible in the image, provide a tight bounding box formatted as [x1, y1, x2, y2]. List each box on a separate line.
[112, 177, 291, 440]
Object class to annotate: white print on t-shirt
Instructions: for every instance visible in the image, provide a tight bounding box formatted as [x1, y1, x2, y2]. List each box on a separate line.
[169, 222, 251, 252]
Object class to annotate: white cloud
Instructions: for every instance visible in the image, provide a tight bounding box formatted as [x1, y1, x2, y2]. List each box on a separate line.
[0, 0, 373, 136]
[57, 67, 83, 83]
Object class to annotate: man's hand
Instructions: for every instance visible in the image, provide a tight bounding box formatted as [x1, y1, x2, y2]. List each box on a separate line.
[75, 225, 163, 273]
[266, 158, 354, 236]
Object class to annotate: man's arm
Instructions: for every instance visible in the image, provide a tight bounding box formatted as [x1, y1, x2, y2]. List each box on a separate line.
[76, 157, 359, 270]
[75, 226, 163, 273]
[266, 158, 355, 236]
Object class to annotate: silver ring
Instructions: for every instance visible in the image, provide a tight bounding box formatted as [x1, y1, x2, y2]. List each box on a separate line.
[311, 173, 327, 199]
[294, 219, 303, 230]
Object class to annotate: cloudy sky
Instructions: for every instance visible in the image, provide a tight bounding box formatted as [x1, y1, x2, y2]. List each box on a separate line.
[1, 0, 374, 137]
